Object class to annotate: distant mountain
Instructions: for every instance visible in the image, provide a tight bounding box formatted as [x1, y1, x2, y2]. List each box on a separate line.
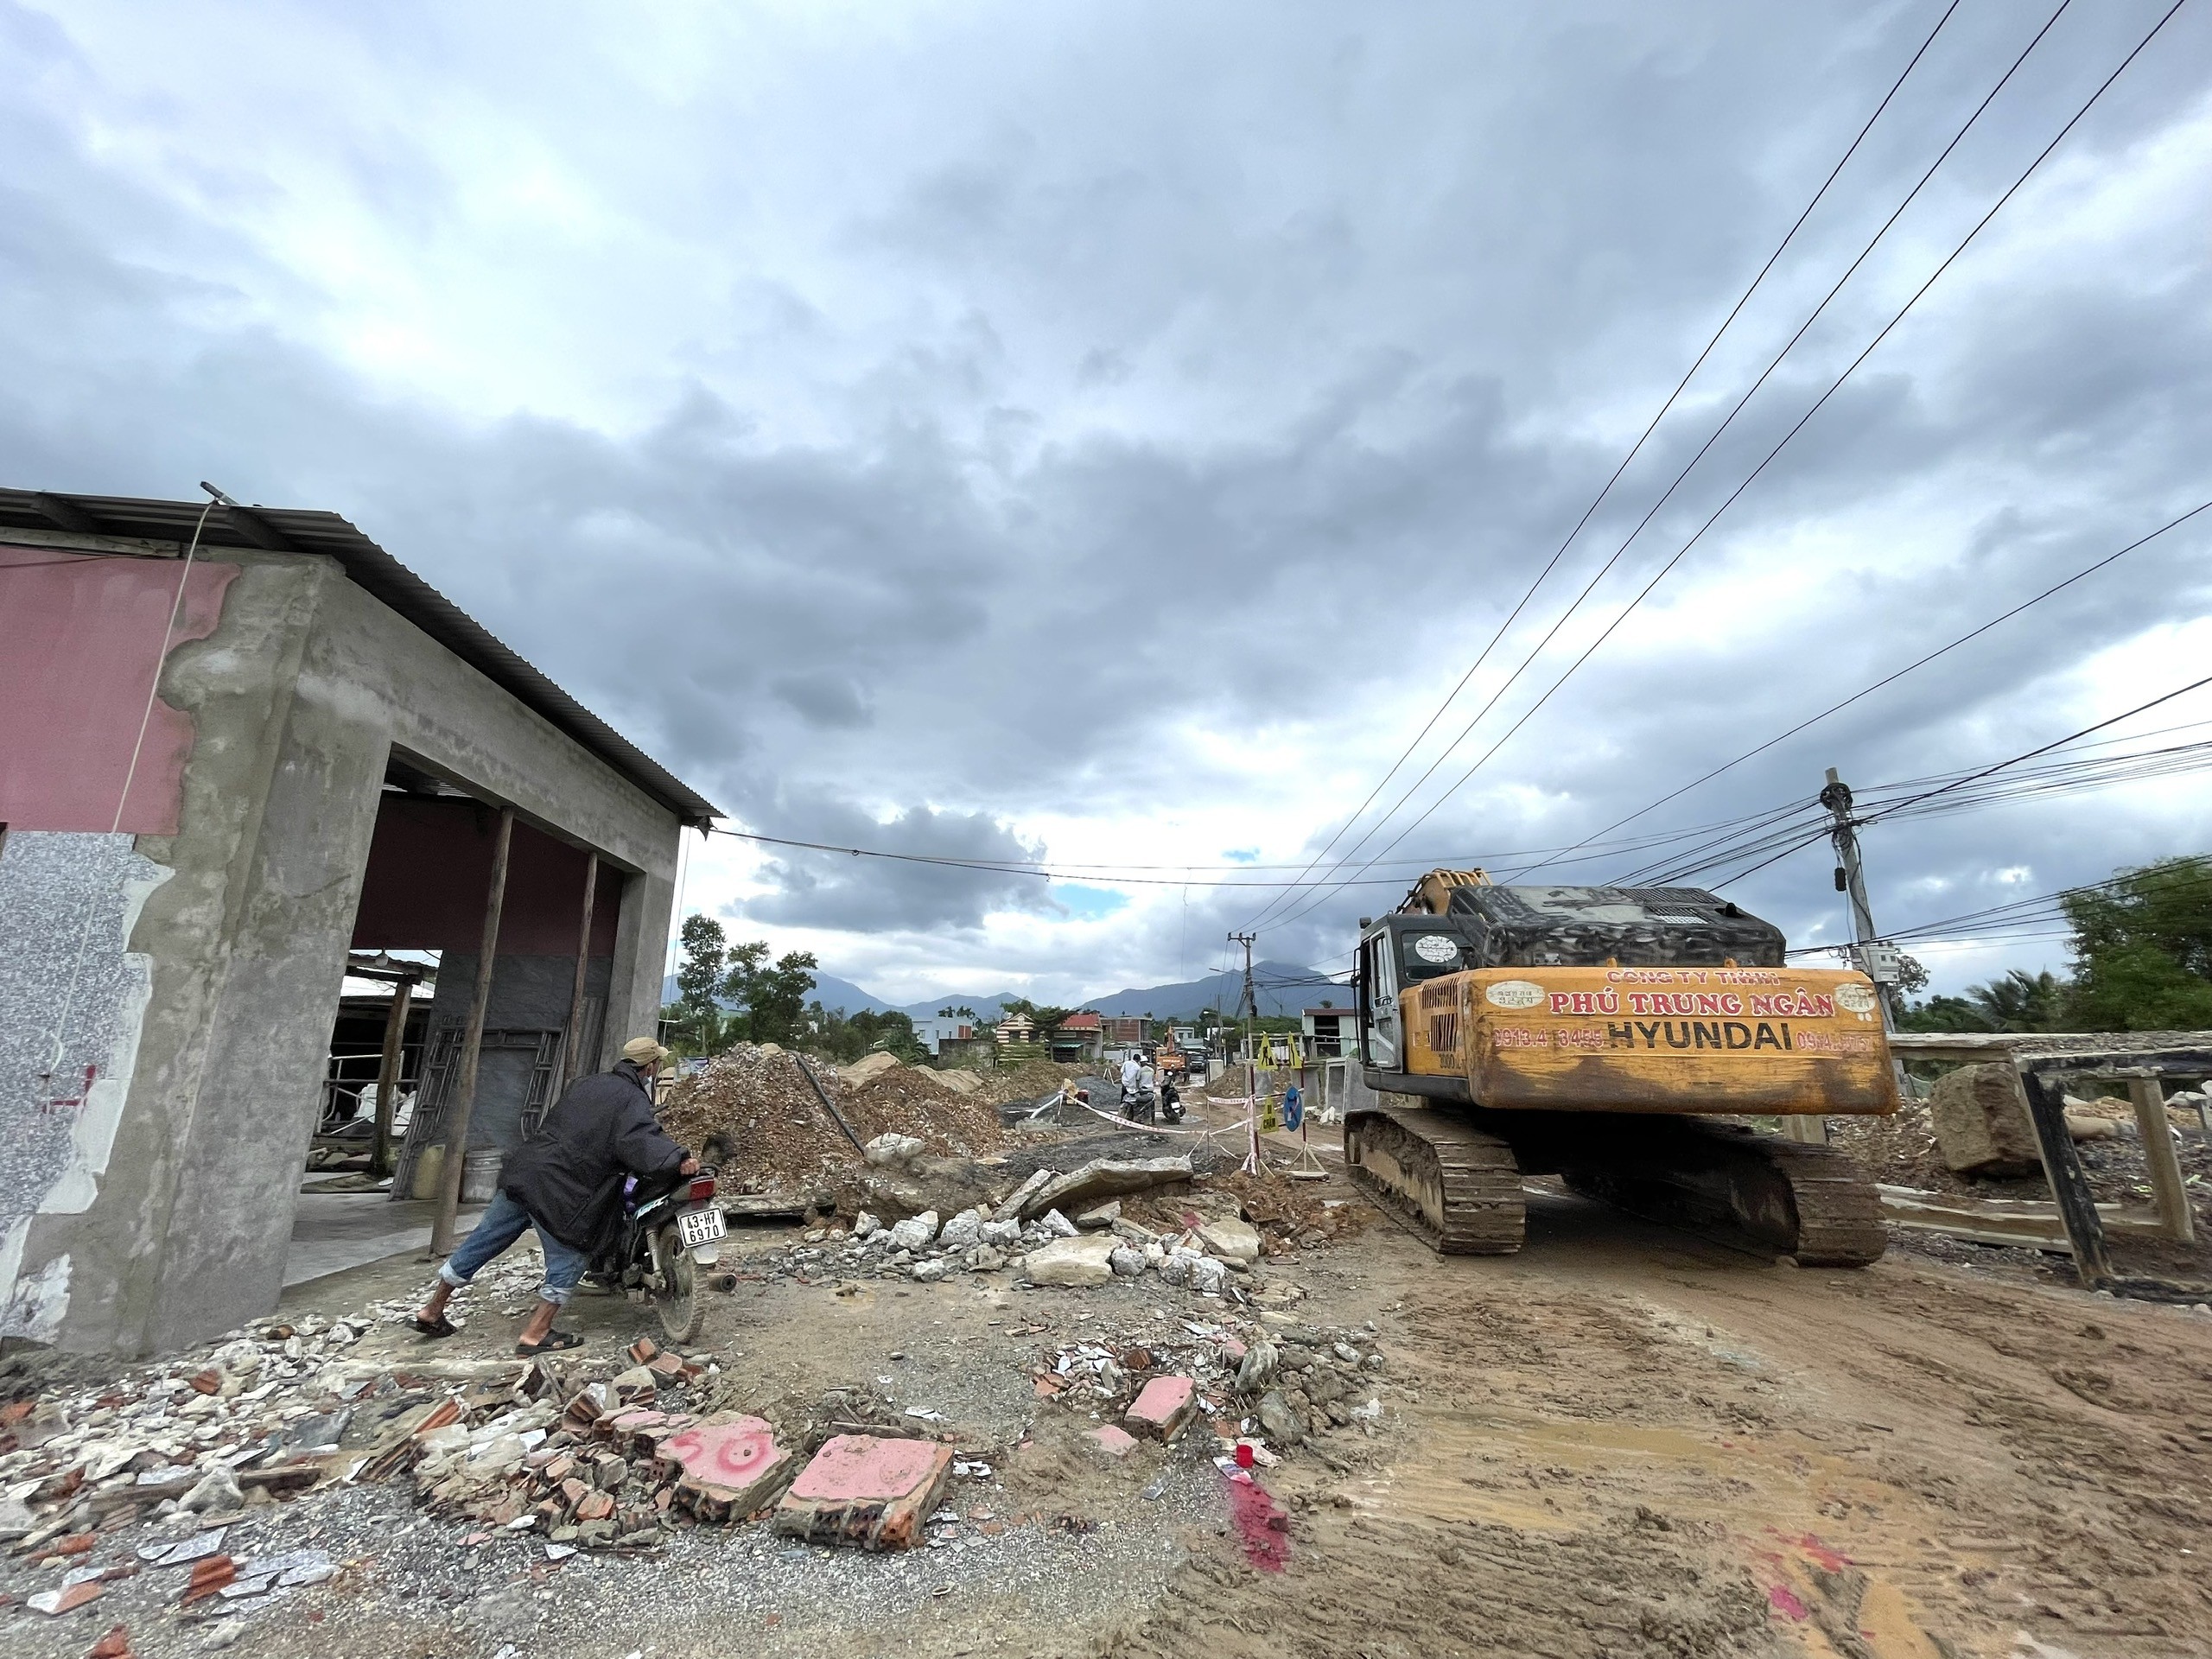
[1087, 961, 1343, 1020]
[664, 964, 1345, 1024]
[661, 970, 899, 1017]
[895, 992, 1023, 1022]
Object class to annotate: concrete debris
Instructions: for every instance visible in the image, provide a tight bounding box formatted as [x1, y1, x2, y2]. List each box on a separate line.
[181, 1465, 243, 1516]
[1929, 1065, 2044, 1178]
[656, 1415, 791, 1522]
[1075, 1200, 1122, 1229]
[1023, 1234, 1120, 1287]
[1123, 1376, 1198, 1441]
[1197, 1217, 1262, 1262]
[1087, 1425, 1139, 1459]
[937, 1208, 985, 1251]
[1037, 1209, 1080, 1239]
[865, 1132, 928, 1167]
[887, 1211, 940, 1252]
[1019, 1157, 1194, 1221]
[773, 1434, 955, 1551]
[997, 1168, 1057, 1220]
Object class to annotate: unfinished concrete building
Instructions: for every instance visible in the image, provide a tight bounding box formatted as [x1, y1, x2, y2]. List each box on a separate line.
[0, 488, 719, 1355]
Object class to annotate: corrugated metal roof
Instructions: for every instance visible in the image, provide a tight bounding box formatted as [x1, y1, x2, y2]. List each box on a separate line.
[0, 487, 721, 823]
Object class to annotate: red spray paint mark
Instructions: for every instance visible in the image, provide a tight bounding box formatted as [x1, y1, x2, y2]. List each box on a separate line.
[1792, 1533, 1852, 1573]
[1224, 1471, 1290, 1572]
[42, 1065, 97, 1116]
[1767, 1584, 1810, 1621]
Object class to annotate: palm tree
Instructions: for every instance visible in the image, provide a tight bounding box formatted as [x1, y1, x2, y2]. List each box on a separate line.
[1964, 969, 2067, 1032]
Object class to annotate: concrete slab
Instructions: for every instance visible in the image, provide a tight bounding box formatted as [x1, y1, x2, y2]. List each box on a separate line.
[1124, 1376, 1198, 1441]
[1087, 1424, 1139, 1459]
[658, 1414, 791, 1522]
[773, 1434, 953, 1550]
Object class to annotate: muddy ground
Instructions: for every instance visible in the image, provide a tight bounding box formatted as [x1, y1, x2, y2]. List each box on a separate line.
[7, 1140, 2212, 1659]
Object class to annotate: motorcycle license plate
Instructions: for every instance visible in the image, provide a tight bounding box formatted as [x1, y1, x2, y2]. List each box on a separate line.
[677, 1208, 726, 1250]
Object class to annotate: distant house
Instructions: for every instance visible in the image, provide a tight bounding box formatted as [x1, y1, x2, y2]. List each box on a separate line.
[914, 1012, 978, 1057]
[1099, 1015, 1151, 1047]
[1052, 1010, 1103, 1064]
[995, 1012, 1038, 1047]
[1303, 1005, 1359, 1059]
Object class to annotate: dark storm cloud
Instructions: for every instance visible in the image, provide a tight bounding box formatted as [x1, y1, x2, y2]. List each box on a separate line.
[2, 0, 2207, 979]
[733, 799, 1049, 934]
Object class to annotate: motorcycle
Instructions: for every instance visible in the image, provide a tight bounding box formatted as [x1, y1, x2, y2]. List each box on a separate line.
[589, 1134, 729, 1343]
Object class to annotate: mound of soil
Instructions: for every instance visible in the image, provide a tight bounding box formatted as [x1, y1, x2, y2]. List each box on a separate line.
[660, 1045, 1007, 1194]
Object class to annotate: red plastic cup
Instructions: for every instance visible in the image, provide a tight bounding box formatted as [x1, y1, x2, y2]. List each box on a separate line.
[1234, 1443, 1255, 1469]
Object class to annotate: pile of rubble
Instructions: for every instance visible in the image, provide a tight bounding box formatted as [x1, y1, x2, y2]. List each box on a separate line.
[1033, 1313, 1389, 1456]
[0, 1312, 387, 1557]
[658, 1046, 1007, 1198]
[728, 1137, 1280, 1300]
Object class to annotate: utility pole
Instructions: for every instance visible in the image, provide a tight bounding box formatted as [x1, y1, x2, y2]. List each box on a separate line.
[1230, 931, 1259, 1173]
[1820, 766, 1913, 1109]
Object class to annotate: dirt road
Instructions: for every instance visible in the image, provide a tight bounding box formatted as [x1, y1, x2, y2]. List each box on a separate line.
[7, 1173, 2209, 1659]
[1113, 1192, 2212, 1659]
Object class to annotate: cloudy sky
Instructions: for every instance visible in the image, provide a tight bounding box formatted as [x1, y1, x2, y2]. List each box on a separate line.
[5, 0, 2209, 1007]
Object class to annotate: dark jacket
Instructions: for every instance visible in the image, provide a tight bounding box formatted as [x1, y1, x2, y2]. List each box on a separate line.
[501, 1060, 687, 1255]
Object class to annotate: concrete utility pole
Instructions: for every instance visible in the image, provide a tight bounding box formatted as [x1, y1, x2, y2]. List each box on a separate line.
[1820, 767, 1914, 1109]
[1230, 931, 1259, 1174]
[1819, 769, 1899, 1019]
[430, 804, 513, 1256]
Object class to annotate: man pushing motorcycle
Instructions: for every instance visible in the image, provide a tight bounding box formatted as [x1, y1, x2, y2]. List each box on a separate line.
[414, 1036, 698, 1357]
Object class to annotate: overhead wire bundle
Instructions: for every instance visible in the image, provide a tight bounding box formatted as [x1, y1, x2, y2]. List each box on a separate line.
[1232, 0, 2194, 950]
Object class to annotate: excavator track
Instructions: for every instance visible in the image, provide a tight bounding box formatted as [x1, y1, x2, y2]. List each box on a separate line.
[1561, 1124, 1885, 1267]
[1343, 1107, 1526, 1255]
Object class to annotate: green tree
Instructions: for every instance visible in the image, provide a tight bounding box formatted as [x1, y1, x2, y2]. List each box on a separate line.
[1899, 969, 2067, 1033]
[806, 1004, 925, 1064]
[723, 942, 819, 1046]
[2063, 855, 2212, 1030]
[665, 914, 735, 1054]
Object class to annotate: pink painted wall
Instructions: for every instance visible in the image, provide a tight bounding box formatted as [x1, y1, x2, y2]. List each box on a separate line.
[0, 544, 239, 834]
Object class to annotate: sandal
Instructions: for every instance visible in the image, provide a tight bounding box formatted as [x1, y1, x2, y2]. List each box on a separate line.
[411, 1314, 458, 1338]
[515, 1329, 584, 1357]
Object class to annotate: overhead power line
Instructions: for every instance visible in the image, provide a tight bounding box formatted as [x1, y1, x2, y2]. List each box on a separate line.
[1243, 0, 2075, 934]
[1254, 0, 2191, 941]
[1230, 0, 1966, 937]
[1504, 498, 2212, 881]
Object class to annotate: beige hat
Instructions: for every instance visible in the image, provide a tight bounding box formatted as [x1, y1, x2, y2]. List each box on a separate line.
[622, 1037, 670, 1065]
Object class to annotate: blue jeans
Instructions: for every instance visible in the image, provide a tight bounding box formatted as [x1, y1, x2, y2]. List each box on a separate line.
[438, 1190, 588, 1306]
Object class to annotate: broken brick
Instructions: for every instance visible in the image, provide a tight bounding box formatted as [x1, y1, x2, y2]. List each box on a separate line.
[646, 1352, 686, 1384]
[188, 1370, 222, 1395]
[412, 1399, 462, 1437]
[181, 1558, 235, 1605]
[772, 1434, 953, 1551]
[1087, 1425, 1140, 1459]
[86, 1624, 131, 1659]
[611, 1366, 658, 1404]
[589, 1453, 628, 1491]
[1123, 1376, 1198, 1442]
[575, 1491, 615, 1522]
[627, 1337, 658, 1366]
[661, 1415, 791, 1523]
[29, 1581, 103, 1617]
[558, 1478, 591, 1514]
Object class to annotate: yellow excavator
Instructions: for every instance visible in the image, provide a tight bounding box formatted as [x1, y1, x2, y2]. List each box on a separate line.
[1344, 868, 1894, 1264]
